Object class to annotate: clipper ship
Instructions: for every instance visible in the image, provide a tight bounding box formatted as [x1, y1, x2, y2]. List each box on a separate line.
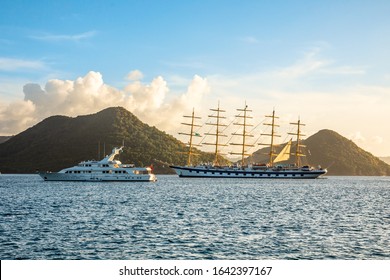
[170, 104, 327, 179]
[39, 146, 157, 182]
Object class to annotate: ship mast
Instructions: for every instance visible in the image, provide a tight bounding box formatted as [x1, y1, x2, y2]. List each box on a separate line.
[179, 108, 201, 166]
[203, 101, 228, 166]
[230, 102, 254, 166]
[260, 110, 281, 166]
[288, 118, 306, 167]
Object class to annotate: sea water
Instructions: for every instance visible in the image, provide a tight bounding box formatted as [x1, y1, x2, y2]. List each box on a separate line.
[0, 174, 389, 260]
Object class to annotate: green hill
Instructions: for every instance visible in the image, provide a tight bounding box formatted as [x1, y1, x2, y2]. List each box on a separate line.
[1, 108, 389, 176]
[0, 107, 218, 174]
[249, 129, 390, 176]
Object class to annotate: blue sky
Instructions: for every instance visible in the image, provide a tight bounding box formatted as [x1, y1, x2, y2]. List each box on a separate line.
[1, 0, 390, 156]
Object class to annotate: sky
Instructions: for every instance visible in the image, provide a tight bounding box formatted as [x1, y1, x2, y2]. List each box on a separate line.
[1, 0, 390, 157]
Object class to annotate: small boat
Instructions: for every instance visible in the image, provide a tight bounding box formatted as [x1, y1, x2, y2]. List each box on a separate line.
[170, 104, 327, 179]
[39, 146, 156, 182]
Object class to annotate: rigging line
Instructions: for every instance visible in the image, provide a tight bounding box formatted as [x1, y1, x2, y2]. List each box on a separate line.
[248, 117, 267, 134]
[222, 115, 242, 148]
[195, 116, 210, 134]
[247, 117, 268, 146]
[193, 116, 211, 145]
[257, 120, 272, 145]
[280, 134, 289, 146]
[253, 134, 265, 147]
[226, 114, 254, 155]
[280, 122, 293, 145]
[279, 124, 297, 145]
[220, 135, 235, 155]
[221, 116, 236, 133]
[219, 115, 244, 154]
[198, 124, 213, 145]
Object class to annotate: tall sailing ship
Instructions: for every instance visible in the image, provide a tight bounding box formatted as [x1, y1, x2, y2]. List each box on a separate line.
[170, 104, 327, 179]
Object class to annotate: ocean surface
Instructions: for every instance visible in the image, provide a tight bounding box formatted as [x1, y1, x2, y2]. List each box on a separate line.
[0, 174, 389, 260]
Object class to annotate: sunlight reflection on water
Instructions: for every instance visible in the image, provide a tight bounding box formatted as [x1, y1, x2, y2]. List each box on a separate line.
[1, 175, 389, 259]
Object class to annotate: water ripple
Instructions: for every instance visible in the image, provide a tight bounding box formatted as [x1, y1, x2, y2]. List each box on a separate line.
[1, 175, 390, 259]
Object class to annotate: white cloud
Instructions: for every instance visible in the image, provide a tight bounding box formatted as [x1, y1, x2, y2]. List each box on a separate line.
[125, 76, 168, 113]
[270, 48, 365, 80]
[274, 49, 331, 79]
[1, 47, 389, 156]
[0, 100, 36, 133]
[0, 71, 210, 135]
[0, 57, 45, 71]
[125, 74, 210, 131]
[322, 66, 365, 75]
[126, 70, 144, 81]
[30, 31, 97, 42]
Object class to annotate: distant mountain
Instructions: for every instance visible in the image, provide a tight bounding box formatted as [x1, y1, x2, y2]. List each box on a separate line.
[1, 108, 389, 176]
[0, 136, 12, 144]
[0, 107, 218, 174]
[380, 157, 390, 165]
[249, 129, 390, 176]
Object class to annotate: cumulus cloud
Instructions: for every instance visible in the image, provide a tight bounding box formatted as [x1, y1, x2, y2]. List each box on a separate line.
[0, 100, 36, 133]
[0, 71, 210, 135]
[126, 70, 144, 81]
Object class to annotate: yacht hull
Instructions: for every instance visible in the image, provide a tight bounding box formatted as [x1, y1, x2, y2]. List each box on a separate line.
[39, 172, 156, 182]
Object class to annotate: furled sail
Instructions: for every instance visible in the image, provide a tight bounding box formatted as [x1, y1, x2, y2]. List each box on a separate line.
[273, 139, 292, 163]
